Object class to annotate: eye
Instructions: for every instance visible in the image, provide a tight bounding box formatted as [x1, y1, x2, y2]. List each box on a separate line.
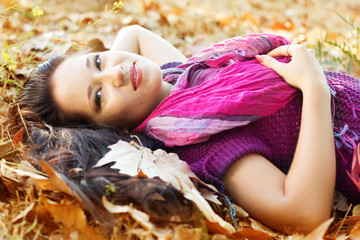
[94, 54, 101, 71]
[94, 87, 102, 109]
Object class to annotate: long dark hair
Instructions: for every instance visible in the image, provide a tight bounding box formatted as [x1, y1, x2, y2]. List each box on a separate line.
[25, 124, 194, 225]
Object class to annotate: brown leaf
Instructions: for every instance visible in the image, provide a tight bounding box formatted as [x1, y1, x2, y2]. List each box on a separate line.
[42, 196, 104, 240]
[27, 205, 59, 234]
[0, 0, 20, 8]
[349, 221, 360, 239]
[0, 139, 14, 158]
[271, 20, 296, 31]
[232, 228, 274, 240]
[102, 197, 172, 238]
[330, 216, 360, 231]
[136, 169, 148, 178]
[86, 38, 108, 52]
[12, 202, 35, 224]
[302, 218, 333, 240]
[0, 180, 10, 201]
[173, 225, 201, 240]
[38, 161, 74, 196]
[12, 128, 23, 148]
[35, 178, 59, 192]
[79, 17, 94, 29]
[206, 220, 232, 237]
[242, 12, 258, 25]
[354, 205, 360, 216]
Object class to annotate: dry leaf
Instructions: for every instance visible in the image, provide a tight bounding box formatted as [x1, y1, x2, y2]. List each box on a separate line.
[86, 38, 108, 52]
[0, 0, 20, 8]
[249, 218, 278, 237]
[102, 197, 172, 239]
[0, 139, 14, 158]
[11, 202, 35, 224]
[330, 216, 360, 231]
[95, 139, 218, 197]
[95, 139, 235, 234]
[206, 221, 233, 237]
[271, 20, 296, 31]
[0, 159, 42, 193]
[12, 128, 23, 148]
[1, 160, 47, 180]
[27, 204, 59, 234]
[349, 221, 360, 239]
[302, 218, 333, 240]
[242, 12, 258, 25]
[173, 225, 202, 240]
[42, 196, 104, 240]
[232, 228, 274, 240]
[38, 161, 74, 196]
[354, 205, 360, 216]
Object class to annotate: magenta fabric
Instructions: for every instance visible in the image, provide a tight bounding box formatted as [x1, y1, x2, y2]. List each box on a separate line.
[134, 34, 296, 146]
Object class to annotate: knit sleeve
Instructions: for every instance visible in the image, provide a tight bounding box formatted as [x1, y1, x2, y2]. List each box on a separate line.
[167, 126, 272, 192]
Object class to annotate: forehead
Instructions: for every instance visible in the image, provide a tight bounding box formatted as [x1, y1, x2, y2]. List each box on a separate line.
[51, 54, 91, 117]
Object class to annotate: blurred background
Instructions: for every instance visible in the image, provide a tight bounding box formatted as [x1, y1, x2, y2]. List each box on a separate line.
[0, 0, 359, 239]
[1, 0, 359, 69]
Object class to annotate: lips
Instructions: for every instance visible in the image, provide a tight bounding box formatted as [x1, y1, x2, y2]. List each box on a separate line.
[130, 63, 142, 90]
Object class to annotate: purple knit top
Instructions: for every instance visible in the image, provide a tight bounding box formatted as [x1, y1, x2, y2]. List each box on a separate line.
[157, 63, 360, 204]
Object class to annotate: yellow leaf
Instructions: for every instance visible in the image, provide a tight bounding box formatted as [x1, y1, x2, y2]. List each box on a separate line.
[38, 161, 74, 196]
[302, 218, 333, 240]
[232, 227, 274, 240]
[42, 197, 104, 240]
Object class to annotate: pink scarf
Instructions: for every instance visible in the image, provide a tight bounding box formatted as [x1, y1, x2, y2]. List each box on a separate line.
[134, 34, 297, 146]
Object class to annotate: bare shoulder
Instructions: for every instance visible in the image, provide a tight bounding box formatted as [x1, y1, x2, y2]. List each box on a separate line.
[110, 25, 187, 66]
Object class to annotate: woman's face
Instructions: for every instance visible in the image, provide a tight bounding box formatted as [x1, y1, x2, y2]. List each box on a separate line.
[51, 50, 168, 129]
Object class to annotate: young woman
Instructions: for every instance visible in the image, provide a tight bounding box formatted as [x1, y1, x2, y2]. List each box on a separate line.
[11, 25, 360, 233]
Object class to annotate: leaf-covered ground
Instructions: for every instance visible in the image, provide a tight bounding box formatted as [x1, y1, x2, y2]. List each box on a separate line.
[0, 0, 360, 239]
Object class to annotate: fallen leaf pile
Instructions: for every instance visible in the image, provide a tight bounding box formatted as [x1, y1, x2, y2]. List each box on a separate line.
[1, 0, 360, 239]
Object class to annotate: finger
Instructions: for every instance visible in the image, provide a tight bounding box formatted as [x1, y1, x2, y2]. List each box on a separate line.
[256, 54, 286, 76]
[267, 45, 292, 57]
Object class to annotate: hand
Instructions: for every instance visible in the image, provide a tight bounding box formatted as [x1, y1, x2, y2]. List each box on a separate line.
[256, 44, 328, 94]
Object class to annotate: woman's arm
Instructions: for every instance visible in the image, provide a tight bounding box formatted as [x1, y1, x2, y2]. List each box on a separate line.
[110, 25, 187, 66]
[223, 45, 335, 233]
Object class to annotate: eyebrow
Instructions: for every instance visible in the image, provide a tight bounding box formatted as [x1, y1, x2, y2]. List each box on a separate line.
[86, 56, 90, 69]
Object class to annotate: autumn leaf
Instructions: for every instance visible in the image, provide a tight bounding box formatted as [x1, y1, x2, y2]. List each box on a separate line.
[349, 221, 360, 239]
[0, 139, 14, 159]
[41, 196, 104, 240]
[232, 228, 273, 240]
[95, 138, 235, 234]
[271, 20, 296, 31]
[302, 218, 333, 240]
[38, 161, 74, 196]
[11, 202, 36, 224]
[102, 197, 173, 239]
[1, 0, 360, 239]
[12, 128, 23, 148]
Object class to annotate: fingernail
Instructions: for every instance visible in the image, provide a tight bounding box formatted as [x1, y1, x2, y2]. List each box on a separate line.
[255, 55, 264, 63]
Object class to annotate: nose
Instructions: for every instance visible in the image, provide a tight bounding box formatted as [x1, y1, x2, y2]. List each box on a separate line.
[98, 66, 123, 88]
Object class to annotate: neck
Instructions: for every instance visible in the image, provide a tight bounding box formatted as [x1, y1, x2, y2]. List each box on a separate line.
[131, 81, 172, 131]
[156, 81, 172, 106]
